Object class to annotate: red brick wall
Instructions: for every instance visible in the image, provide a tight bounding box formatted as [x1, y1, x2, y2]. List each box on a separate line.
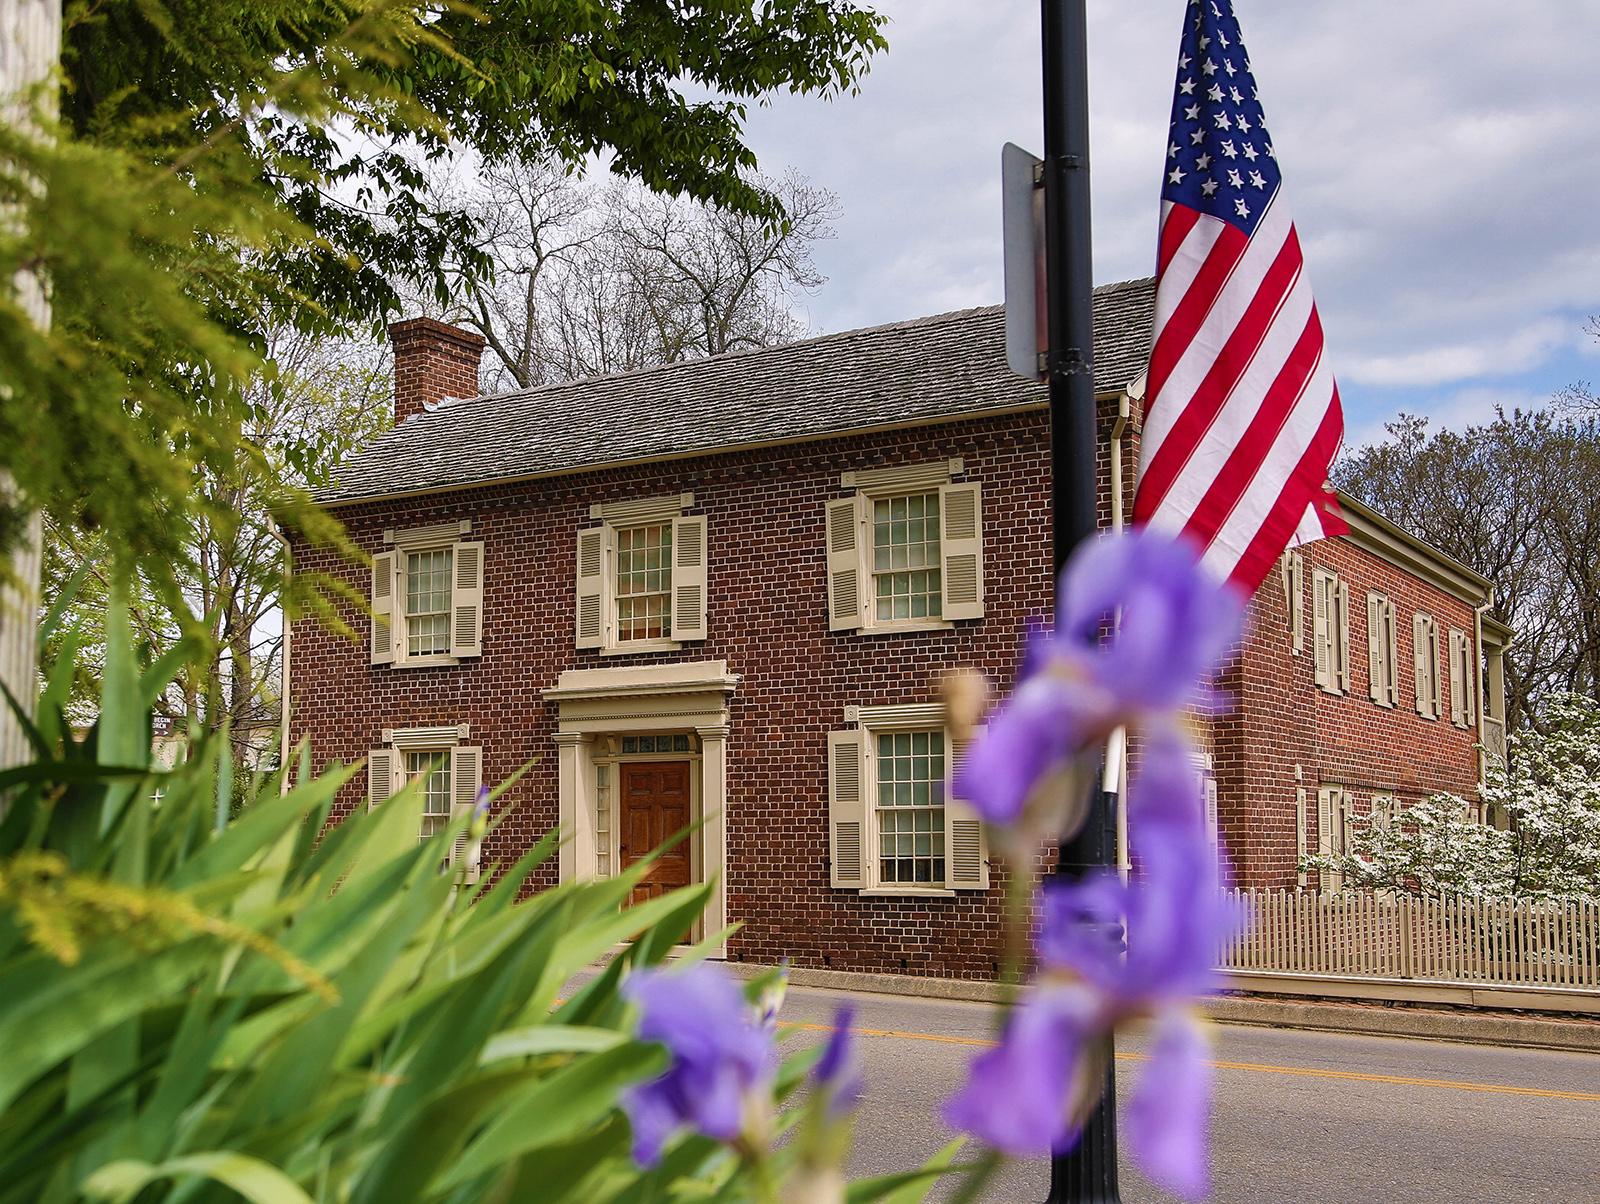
[291, 412, 1058, 979]
[1217, 538, 1484, 889]
[389, 318, 485, 425]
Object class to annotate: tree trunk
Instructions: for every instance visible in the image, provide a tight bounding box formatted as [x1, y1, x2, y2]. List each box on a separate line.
[0, 0, 60, 771]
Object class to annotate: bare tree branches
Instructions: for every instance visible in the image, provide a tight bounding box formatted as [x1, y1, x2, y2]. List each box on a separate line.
[427, 161, 838, 392]
[1335, 406, 1600, 730]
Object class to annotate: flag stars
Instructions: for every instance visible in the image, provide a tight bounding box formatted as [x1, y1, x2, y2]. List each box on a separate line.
[1199, 34, 1211, 50]
[1185, 103, 1201, 121]
[1234, 198, 1251, 218]
[1214, 112, 1232, 130]
[1227, 168, 1243, 188]
[1242, 142, 1259, 161]
[1195, 152, 1212, 171]
[1221, 139, 1238, 158]
[1237, 114, 1252, 133]
[1179, 53, 1192, 69]
[1202, 57, 1218, 75]
[1224, 58, 1237, 77]
[1169, 139, 1181, 158]
[1248, 170, 1267, 189]
[1180, 77, 1197, 95]
[1229, 86, 1244, 104]
[1169, 166, 1187, 185]
[1207, 84, 1225, 102]
[1191, 128, 1207, 145]
[1201, 178, 1219, 197]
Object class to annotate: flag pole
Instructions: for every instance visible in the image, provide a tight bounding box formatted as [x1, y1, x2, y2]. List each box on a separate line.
[1041, 0, 1122, 1201]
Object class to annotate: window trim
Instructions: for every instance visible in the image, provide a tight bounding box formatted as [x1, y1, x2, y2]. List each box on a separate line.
[578, 496, 707, 655]
[828, 460, 977, 635]
[376, 520, 480, 668]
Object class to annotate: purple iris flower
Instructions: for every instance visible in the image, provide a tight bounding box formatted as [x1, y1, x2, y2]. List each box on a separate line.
[621, 964, 774, 1165]
[950, 737, 1243, 1198]
[943, 984, 1098, 1156]
[953, 529, 1244, 828]
[813, 1004, 864, 1115]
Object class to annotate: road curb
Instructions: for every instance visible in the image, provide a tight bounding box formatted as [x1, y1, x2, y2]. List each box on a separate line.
[723, 962, 1600, 1054]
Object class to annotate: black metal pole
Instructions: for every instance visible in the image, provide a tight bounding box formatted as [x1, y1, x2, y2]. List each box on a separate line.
[1042, 1, 1121, 1201]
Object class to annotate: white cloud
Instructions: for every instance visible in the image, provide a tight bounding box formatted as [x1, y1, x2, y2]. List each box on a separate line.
[738, 0, 1600, 417]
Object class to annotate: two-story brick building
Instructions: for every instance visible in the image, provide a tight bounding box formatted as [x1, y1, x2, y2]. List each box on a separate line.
[288, 277, 1508, 979]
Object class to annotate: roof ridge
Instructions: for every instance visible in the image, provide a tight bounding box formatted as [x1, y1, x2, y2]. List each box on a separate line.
[436, 275, 1155, 415]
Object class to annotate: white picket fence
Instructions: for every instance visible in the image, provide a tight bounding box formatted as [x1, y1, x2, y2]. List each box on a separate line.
[1221, 889, 1600, 990]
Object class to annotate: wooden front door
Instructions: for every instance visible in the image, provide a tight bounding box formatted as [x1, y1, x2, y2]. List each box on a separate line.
[618, 761, 693, 906]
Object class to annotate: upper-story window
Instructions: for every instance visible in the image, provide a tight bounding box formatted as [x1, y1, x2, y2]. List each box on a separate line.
[1412, 612, 1442, 719]
[827, 459, 984, 633]
[872, 492, 942, 622]
[1365, 590, 1399, 708]
[371, 521, 484, 667]
[1448, 627, 1478, 729]
[616, 522, 674, 641]
[1310, 567, 1350, 694]
[576, 494, 707, 653]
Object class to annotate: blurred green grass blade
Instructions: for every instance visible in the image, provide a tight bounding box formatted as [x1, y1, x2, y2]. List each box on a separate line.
[478, 1025, 624, 1064]
[0, 940, 218, 1113]
[434, 1042, 667, 1192]
[82, 1150, 313, 1204]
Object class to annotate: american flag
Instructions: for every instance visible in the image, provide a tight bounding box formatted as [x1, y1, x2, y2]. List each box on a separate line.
[1132, 0, 1347, 592]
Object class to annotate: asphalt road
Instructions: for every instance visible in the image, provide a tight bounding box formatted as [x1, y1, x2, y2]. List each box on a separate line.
[774, 984, 1600, 1204]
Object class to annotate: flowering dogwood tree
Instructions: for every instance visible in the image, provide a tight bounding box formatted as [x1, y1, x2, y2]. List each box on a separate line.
[1307, 695, 1600, 900]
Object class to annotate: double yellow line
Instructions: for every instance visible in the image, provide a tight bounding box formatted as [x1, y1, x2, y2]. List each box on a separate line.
[780, 1020, 1600, 1103]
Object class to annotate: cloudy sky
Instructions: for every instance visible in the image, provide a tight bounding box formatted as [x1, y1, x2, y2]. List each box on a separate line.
[735, 0, 1600, 449]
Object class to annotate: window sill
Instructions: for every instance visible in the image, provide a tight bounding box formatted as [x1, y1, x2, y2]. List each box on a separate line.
[386, 654, 462, 669]
[600, 639, 683, 657]
[855, 619, 955, 636]
[860, 887, 956, 899]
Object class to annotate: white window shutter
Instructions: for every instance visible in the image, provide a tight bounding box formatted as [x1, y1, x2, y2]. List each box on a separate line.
[945, 729, 990, 890]
[575, 526, 607, 649]
[367, 748, 397, 812]
[1288, 553, 1304, 655]
[825, 497, 863, 632]
[1462, 635, 1478, 727]
[1384, 601, 1400, 707]
[371, 552, 396, 665]
[1428, 622, 1442, 719]
[1366, 593, 1383, 701]
[1311, 572, 1330, 687]
[1449, 629, 1466, 725]
[670, 515, 709, 642]
[1335, 579, 1351, 694]
[1295, 787, 1308, 887]
[449, 745, 484, 881]
[1413, 613, 1429, 715]
[938, 482, 985, 621]
[1342, 789, 1357, 855]
[827, 730, 867, 888]
[450, 540, 484, 658]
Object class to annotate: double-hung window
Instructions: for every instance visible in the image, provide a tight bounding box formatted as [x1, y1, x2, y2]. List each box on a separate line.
[874, 730, 946, 885]
[826, 460, 984, 632]
[871, 493, 943, 623]
[575, 495, 708, 652]
[371, 521, 484, 667]
[1413, 612, 1441, 718]
[1366, 591, 1399, 707]
[366, 725, 483, 879]
[1310, 568, 1350, 694]
[827, 704, 988, 894]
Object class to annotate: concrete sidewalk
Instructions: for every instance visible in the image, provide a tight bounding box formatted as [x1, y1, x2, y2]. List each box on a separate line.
[723, 961, 1600, 1054]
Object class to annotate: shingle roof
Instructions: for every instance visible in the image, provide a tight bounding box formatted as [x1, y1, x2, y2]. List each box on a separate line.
[318, 276, 1155, 505]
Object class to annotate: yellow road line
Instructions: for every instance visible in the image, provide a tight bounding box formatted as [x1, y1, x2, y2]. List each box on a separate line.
[779, 1021, 1600, 1103]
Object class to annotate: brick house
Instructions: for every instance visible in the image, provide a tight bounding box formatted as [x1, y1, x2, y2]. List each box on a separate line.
[288, 278, 1508, 979]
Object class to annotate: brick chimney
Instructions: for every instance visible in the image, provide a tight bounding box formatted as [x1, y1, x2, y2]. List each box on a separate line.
[388, 317, 486, 425]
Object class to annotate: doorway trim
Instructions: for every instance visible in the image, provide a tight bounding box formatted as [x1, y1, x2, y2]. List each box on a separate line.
[543, 660, 738, 952]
